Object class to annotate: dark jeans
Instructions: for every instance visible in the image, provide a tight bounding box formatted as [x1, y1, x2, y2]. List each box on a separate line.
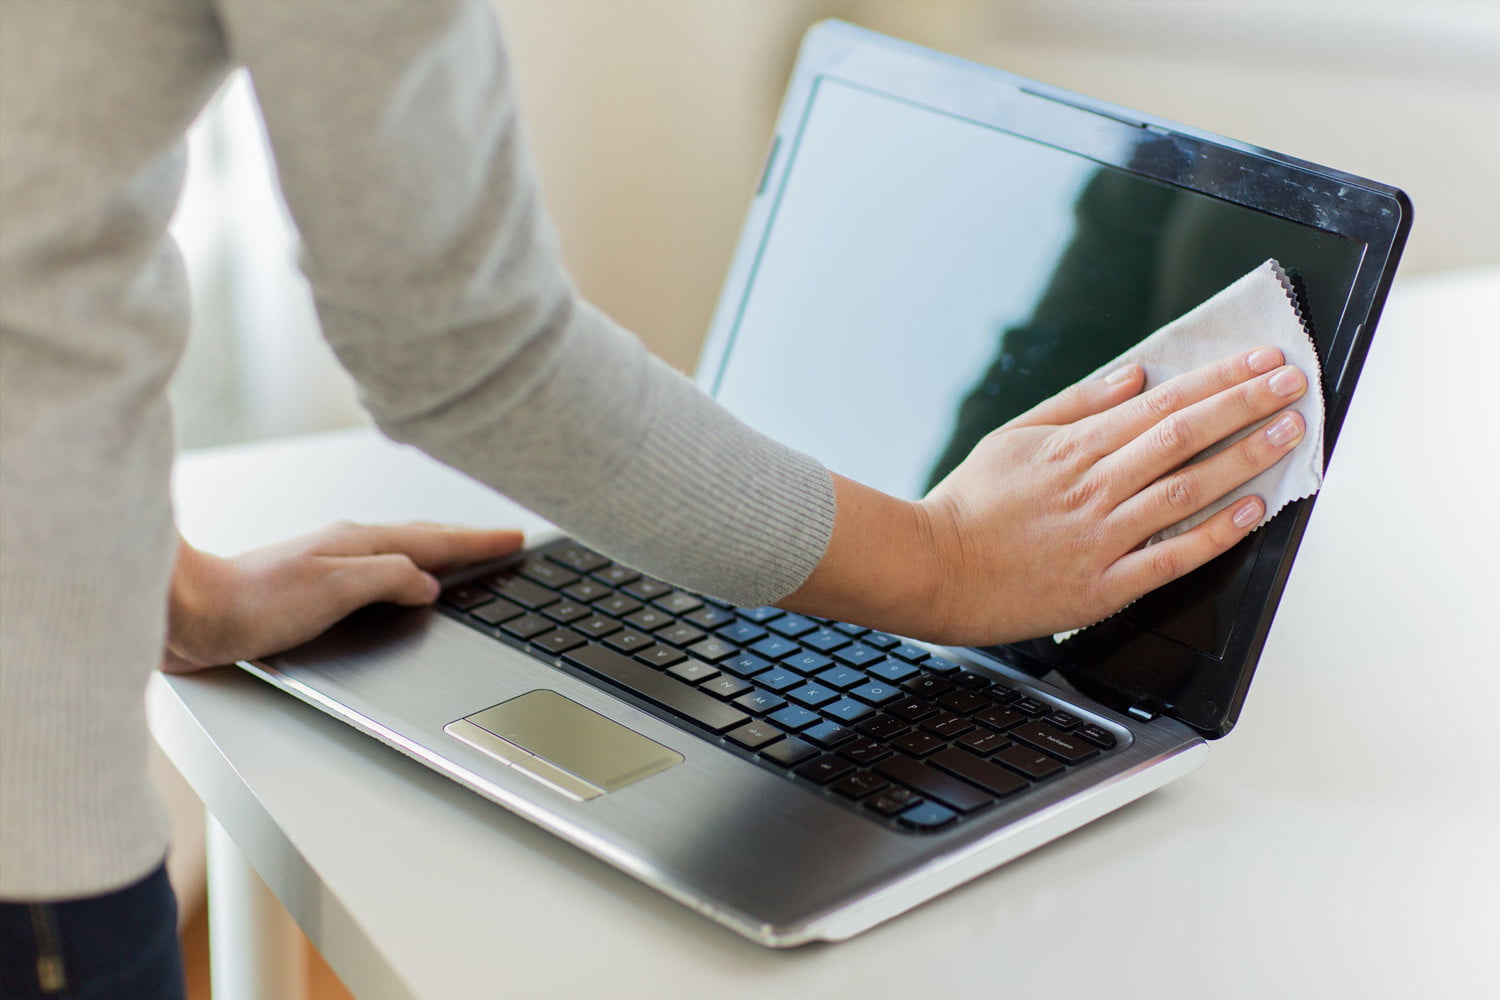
[0, 861, 185, 1000]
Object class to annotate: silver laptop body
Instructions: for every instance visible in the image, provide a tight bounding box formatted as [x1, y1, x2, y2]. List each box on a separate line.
[243, 21, 1409, 946]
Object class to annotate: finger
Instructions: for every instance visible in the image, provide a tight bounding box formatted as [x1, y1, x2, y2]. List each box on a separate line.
[1078, 346, 1285, 455]
[1006, 363, 1145, 430]
[1098, 362, 1307, 499]
[1102, 495, 1266, 601]
[1111, 410, 1305, 540]
[318, 522, 525, 571]
[324, 553, 442, 615]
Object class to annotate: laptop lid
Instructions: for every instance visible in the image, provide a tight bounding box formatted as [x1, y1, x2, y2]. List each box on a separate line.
[695, 21, 1409, 739]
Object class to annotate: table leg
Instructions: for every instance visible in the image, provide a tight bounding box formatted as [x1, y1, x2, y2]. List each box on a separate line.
[206, 812, 308, 1000]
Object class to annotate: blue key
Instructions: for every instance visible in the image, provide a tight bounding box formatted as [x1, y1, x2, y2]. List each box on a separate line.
[802, 628, 850, 653]
[890, 643, 930, 663]
[787, 683, 838, 708]
[833, 644, 884, 668]
[769, 705, 820, 731]
[738, 606, 784, 623]
[924, 655, 962, 674]
[863, 631, 902, 650]
[869, 659, 919, 683]
[784, 651, 832, 674]
[850, 681, 901, 705]
[723, 653, 771, 678]
[816, 665, 866, 690]
[823, 698, 873, 723]
[757, 668, 802, 692]
[751, 636, 800, 660]
[717, 621, 767, 645]
[899, 801, 958, 830]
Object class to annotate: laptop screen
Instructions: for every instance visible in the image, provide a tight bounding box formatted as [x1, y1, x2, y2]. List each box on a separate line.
[709, 74, 1371, 729]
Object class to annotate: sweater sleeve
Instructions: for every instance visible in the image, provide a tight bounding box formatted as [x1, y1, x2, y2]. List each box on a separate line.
[207, 0, 836, 607]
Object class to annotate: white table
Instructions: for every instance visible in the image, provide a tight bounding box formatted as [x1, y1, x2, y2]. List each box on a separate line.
[151, 269, 1500, 999]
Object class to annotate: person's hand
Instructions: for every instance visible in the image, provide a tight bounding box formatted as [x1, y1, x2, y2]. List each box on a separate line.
[783, 346, 1308, 645]
[163, 522, 525, 673]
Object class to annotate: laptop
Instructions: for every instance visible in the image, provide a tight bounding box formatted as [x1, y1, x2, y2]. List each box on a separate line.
[242, 20, 1409, 946]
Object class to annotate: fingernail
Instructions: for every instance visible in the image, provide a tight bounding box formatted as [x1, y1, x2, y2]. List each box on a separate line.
[1265, 413, 1302, 447]
[1247, 348, 1282, 373]
[1268, 366, 1305, 397]
[1105, 363, 1137, 385]
[1232, 498, 1263, 528]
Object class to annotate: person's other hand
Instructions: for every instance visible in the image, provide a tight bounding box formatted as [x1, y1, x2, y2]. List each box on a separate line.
[162, 522, 524, 673]
[784, 346, 1308, 645]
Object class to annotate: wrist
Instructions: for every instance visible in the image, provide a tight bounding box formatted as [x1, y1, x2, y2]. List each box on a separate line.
[164, 539, 238, 671]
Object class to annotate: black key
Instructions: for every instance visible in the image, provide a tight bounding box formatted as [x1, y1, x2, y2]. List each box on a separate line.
[734, 689, 786, 715]
[1075, 723, 1118, 749]
[563, 579, 611, 603]
[592, 564, 640, 586]
[938, 690, 989, 715]
[993, 744, 1064, 780]
[769, 614, 818, 638]
[951, 670, 992, 690]
[573, 614, 622, 639]
[831, 771, 889, 801]
[801, 721, 854, 748]
[1012, 696, 1049, 717]
[801, 628, 849, 654]
[654, 591, 704, 615]
[973, 705, 1026, 731]
[794, 754, 853, 785]
[604, 628, 653, 653]
[594, 594, 641, 618]
[716, 621, 767, 646]
[893, 731, 945, 758]
[721, 653, 771, 678]
[684, 606, 736, 630]
[667, 659, 719, 684]
[470, 597, 524, 625]
[957, 727, 1009, 756]
[531, 629, 585, 655]
[624, 608, 672, 632]
[623, 578, 672, 602]
[737, 606, 783, 624]
[839, 737, 891, 767]
[542, 600, 590, 624]
[987, 683, 1021, 705]
[1043, 710, 1081, 730]
[887, 698, 938, 723]
[487, 576, 560, 610]
[726, 720, 784, 750]
[875, 755, 993, 814]
[700, 674, 752, 700]
[856, 714, 909, 741]
[520, 559, 580, 589]
[929, 748, 1029, 798]
[637, 646, 686, 669]
[760, 737, 817, 768]
[921, 711, 975, 740]
[657, 624, 707, 647]
[865, 788, 920, 817]
[441, 585, 492, 611]
[787, 683, 838, 708]
[902, 675, 952, 699]
[501, 614, 553, 640]
[1011, 721, 1098, 763]
[686, 637, 735, 663]
[833, 644, 884, 668]
[889, 643, 930, 663]
[545, 543, 610, 574]
[564, 644, 749, 733]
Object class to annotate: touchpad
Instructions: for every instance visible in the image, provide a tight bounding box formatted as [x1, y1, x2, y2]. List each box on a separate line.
[445, 690, 683, 801]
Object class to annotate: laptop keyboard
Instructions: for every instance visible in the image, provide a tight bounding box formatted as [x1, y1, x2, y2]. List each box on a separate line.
[439, 538, 1119, 833]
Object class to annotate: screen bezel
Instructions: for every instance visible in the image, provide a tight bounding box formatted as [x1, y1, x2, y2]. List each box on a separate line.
[695, 20, 1410, 738]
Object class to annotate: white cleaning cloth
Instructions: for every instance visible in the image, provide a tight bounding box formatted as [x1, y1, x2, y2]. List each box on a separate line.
[1089, 258, 1325, 543]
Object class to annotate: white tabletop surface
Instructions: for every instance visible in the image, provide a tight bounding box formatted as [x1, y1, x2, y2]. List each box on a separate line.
[152, 269, 1500, 999]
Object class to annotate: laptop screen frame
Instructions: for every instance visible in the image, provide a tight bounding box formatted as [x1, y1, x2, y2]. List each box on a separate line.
[694, 20, 1411, 738]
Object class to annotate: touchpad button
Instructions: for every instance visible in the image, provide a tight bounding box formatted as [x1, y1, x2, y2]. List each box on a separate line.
[446, 690, 683, 801]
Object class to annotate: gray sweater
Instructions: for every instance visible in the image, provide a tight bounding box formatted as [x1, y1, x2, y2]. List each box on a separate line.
[0, 0, 835, 898]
